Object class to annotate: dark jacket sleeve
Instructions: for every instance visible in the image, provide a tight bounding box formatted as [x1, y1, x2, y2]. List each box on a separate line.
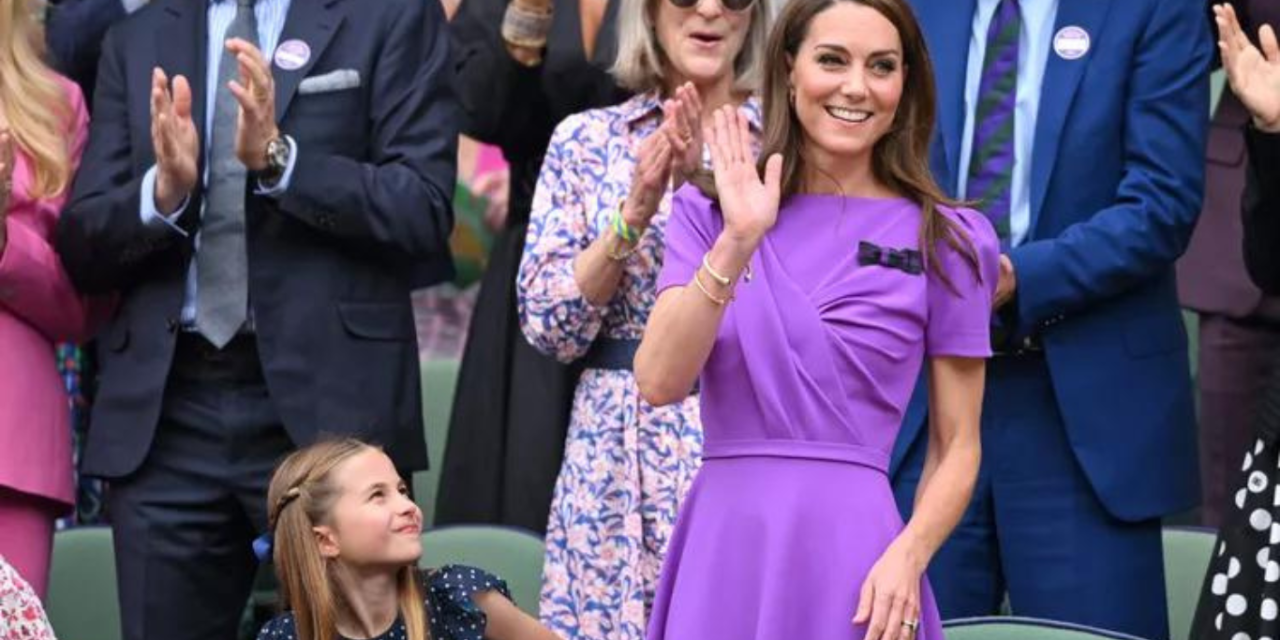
[276, 0, 459, 261]
[56, 24, 192, 295]
[45, 0, 128, 104]
[449, 0, 556, 161]
[1243, 127, 1280, 293]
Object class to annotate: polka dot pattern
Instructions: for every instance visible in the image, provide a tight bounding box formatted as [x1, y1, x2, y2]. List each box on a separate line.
[1194, 438, 1280, 640]
[254, 565, 512, 640]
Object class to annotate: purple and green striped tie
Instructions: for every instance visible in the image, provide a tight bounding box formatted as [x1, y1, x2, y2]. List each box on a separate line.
[967, 0, 1021, 247]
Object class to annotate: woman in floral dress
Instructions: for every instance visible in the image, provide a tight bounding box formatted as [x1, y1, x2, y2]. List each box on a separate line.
[515, 0, 771, 635]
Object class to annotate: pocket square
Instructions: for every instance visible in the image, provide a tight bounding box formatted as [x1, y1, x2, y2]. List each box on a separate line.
[298, 69, 361, 94]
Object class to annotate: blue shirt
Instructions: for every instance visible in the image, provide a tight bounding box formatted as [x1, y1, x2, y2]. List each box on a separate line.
[139, 0, 296, 326]
[956, 0, 1058, 247]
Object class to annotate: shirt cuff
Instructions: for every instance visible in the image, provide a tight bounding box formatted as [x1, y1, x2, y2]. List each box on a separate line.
[139, 165, 190, 237]
[122, 0, 148, 13]
[255, 136, 298, 197]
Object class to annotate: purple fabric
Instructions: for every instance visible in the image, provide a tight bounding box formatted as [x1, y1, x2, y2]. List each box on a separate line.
[648, 188, 999, 639]
[966, 0, 1020, 244]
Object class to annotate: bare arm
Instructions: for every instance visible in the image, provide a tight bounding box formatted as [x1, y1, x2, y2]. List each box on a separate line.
[474, 591, 561, 640]
[857, 356, 984, 640]
[635, 106, 782, 404]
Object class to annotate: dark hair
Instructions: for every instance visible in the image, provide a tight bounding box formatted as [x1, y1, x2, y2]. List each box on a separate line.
[697, 0, 979, 288]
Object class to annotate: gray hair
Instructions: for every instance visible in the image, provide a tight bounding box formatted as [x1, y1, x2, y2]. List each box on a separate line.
[610, 0, 772, 93]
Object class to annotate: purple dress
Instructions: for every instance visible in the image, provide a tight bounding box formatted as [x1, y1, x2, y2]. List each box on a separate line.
[647, 189, 1000, 640]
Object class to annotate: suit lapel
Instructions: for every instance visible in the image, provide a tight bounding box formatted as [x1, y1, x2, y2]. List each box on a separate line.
[917, 0, 976, 191]
[1029, 0, 1113, 233]
[273, 0, 344, 123]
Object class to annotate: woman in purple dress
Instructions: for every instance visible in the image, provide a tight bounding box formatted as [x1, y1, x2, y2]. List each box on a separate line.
[634, 0, 998, 638]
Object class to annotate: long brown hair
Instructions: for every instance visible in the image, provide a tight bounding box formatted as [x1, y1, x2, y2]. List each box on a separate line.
[700, 0, 978, 286]
[2, 0, 76, 198]
[267, 439, 429, 640]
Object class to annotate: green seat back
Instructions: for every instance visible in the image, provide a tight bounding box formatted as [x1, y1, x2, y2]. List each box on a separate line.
[47, 527, 121, 640]
[420, 525, 544, 618]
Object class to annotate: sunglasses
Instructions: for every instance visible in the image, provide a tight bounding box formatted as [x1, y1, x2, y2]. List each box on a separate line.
[667, 0, 756, 14]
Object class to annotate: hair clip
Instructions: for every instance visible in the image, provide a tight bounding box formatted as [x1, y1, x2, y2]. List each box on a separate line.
[252, 532, 274, 563]
[857, 241, 924, 275]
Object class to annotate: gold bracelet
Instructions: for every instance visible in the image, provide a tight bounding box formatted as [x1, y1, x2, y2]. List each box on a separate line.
[692, 269, 732, 306]
[702, 252, 752, 286]
[701, 253, 730, 286]
[606, 239, 637, 262]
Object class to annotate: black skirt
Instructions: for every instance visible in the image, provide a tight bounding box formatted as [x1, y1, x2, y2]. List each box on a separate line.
[433, 220, 580, 534]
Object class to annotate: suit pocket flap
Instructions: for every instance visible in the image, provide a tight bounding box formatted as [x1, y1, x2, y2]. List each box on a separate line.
[337, 302, 414, 341]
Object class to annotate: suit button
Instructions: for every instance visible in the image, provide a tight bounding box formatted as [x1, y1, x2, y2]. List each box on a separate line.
[166, 317, 179, 333]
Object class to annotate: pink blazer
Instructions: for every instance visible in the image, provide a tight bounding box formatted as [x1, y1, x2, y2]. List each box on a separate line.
[0, 77, 110, 509]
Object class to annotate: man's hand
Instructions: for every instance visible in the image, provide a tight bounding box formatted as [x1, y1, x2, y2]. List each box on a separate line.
[994, 254, 1017, 309]
[226, 38, 280, 172]
[151, 68, 200, 214]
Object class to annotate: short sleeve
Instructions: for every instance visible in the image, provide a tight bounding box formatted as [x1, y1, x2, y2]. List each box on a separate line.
[656, 184, 723, 295]
[425, 564, 512, 640]
[925, 207, 1000, 358]
[255, 613, 298, 640]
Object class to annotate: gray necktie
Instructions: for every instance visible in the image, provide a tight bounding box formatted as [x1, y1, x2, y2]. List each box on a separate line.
[196, 0, 258, 348]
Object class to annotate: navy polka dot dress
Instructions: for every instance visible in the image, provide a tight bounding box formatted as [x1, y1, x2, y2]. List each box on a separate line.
[256, 565, 512, 640]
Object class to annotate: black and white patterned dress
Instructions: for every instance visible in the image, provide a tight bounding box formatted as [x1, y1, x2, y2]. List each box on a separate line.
[1193, 369, 1280, 639]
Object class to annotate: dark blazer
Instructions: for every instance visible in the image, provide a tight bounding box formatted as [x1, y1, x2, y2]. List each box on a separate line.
[56, 0, 459, 478]
[1244, 128, 1280, 294]
[44, 0, 128, 104]
[893, 0, 1211, 521]
[1179, 0, 1280, 316]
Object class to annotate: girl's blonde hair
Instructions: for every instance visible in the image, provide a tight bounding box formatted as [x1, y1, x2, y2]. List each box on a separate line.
[611, 0, 772, 93]
[267, 439, 428, 640]
[2, 0, 76, 198]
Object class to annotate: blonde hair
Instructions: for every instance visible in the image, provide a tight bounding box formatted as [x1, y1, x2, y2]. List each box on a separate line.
[611, 0, 772, 93]
[1, 0, 76, 199]
[267, 439, 429, 640]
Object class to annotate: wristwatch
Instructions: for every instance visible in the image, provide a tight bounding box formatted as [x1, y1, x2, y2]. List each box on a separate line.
[262, 135, 292, 185]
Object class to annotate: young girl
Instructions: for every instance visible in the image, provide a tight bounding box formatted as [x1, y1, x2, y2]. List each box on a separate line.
[257, 439, 559, 640]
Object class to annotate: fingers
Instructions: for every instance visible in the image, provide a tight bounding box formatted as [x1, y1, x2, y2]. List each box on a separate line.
[171, 75, 193, 119]
[881, 593, 907, 640]
[1261, 24, 1279, 63]
[237, 51, 273, 97]
[852, 578, 874, 624]
[866, 590, 893, 640]
[763, 153, 783, 196]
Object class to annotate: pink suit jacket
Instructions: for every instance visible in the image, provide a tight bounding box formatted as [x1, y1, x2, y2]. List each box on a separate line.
[0, 77, 110, 509]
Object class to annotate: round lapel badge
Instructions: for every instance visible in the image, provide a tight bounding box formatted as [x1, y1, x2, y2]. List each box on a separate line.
[273, 39, 311, 71]
[1053, 26, 1090, 60]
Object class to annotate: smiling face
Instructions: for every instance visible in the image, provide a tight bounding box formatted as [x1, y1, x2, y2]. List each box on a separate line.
[787, 2, 905, 176]
[653, 0, 754, 91]
[313, 448, 423, 569]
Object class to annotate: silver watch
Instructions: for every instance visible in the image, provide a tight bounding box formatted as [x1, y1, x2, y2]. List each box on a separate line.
[263, 136, 291, 182]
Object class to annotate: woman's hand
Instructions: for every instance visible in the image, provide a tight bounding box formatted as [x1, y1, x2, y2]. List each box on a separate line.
[1216, 3, 1280, 132]
[707, 105, 782, 246]
[662, 83, 706, 188]
[622, 126, 674, 229]
[853, 540, 927, 640]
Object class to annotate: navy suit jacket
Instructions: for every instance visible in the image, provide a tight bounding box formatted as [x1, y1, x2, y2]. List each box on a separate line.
[892, 0, 1211, 521]
[56, 0, 458, 478]
[45, 0, 128, 104]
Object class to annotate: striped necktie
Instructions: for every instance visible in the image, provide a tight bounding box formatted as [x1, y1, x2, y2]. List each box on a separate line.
[967, 0, 1020, 247]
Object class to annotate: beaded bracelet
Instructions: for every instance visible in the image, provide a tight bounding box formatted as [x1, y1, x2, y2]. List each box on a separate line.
[612, 207, 642, 245]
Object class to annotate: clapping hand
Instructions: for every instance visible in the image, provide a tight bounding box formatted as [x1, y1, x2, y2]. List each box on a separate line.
[1215, 3, 1280, 132]
[706, 105, 782, 246]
